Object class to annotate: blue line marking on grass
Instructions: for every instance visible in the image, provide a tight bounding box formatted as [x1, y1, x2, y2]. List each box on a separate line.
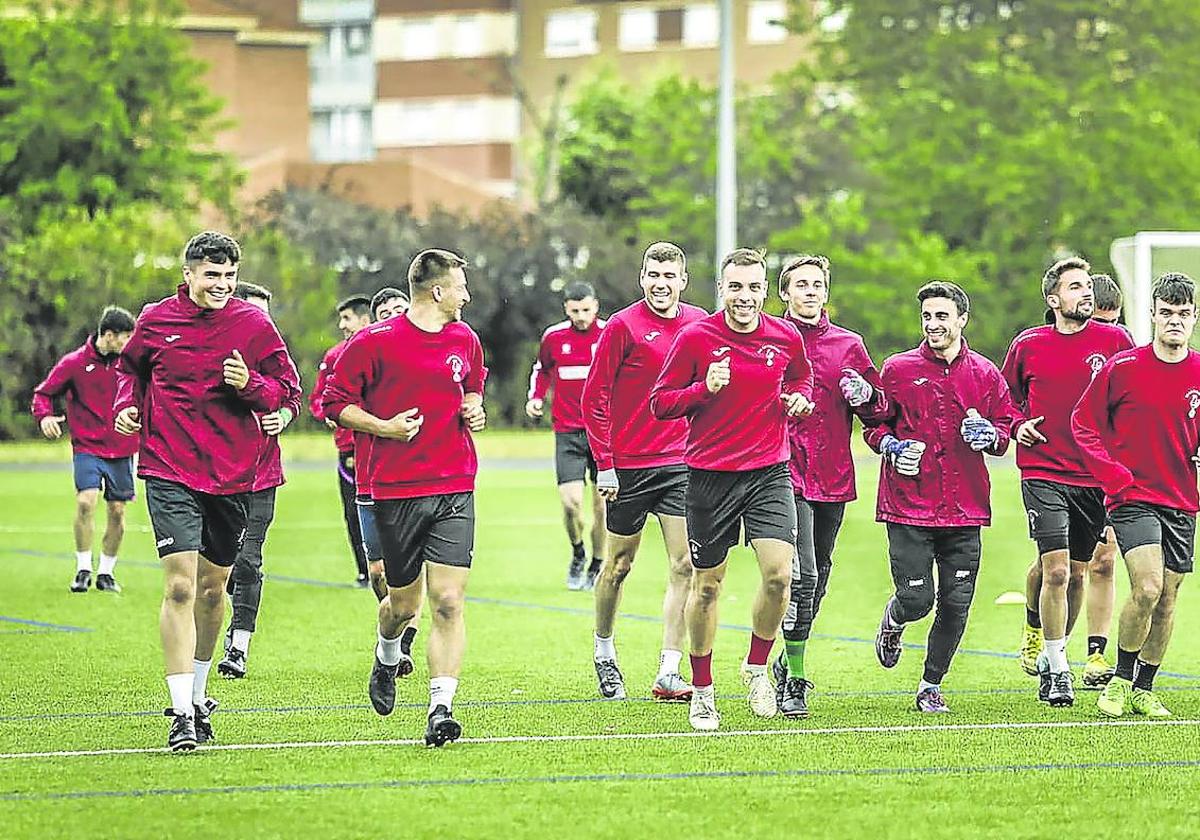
[5, 758, 1200, 801]
[0, 615, 90, 633]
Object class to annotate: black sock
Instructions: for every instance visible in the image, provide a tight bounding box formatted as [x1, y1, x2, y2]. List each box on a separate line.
[1087, 635, 1107, 657]
[400, 625, 418, 653]
[1025, 608, 1041, 629]
[588, 557, 603, 573]
[1115, 647, 1139, 681]
[572, 541, 585, 560]
[1133, 660, 1159, 691]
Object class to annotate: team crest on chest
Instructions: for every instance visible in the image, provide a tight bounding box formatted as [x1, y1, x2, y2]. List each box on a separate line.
[1186, 389, 1200, 420]
[561, 342, 571, 354]
[757, 345, 782, 367]
[1085, 353, 1107, 379]
[446, 354, 465, 383]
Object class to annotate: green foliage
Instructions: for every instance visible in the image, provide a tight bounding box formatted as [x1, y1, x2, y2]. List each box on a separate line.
[0, 0, 240, 229]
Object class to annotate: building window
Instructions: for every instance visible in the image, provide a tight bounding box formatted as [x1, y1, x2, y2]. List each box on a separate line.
[748, 0, 788, 43]
[682, 3, 718, 47]
[344, 23, 370, 56]
[312, 108, 373, 160]
[618, 7, 657, 51]
[452, 16, 485, 57]
[401, 18, 438, 60]
[545, 9, 598, 57]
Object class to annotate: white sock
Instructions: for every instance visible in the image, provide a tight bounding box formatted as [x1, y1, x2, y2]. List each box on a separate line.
[75, 551, 92, 572]
[594, 633, 617, 662]
[98, 554, 117, 575]
[658, 649, 683, 678]
[231, 629, 252, 653]
[1044, 637, 1069, 672]
[430, 676, 458, 713]
[918, 679, 940, 694]
[192, 659, 212, 705]
[166, 673, 194, 716]
[376, 632, 401, 667]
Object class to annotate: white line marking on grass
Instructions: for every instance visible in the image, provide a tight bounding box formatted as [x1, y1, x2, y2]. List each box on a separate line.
[4, 718, 1199, 760]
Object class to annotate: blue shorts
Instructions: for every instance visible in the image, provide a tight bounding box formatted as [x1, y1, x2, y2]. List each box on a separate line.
[356, 496, 383, 562]
[73, 453, 135, 502]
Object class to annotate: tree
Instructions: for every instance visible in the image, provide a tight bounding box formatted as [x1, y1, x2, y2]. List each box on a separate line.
[0, 0, 240, 229]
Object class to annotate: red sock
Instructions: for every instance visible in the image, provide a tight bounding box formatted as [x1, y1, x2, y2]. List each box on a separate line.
[747, 633, 774, 667]
[690, 652, 713, 688]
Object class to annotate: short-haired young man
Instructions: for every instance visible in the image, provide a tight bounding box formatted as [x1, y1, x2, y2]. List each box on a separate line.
[867, 281, 1017, 713]
[651, 248, 814, 731]
[583, 242, 706, 702]
[324, 250, 487, 746]
[1003, 258, 1134, 706]
[1073, 273, 1200, 719]
[527, 282, 608, 590]
[32, 305, 138, 593]
[114, 231, 302, 751]
[774, 254, 891, 717]
[217, 283, 300, 679]
[1091, 274, 1124, 325]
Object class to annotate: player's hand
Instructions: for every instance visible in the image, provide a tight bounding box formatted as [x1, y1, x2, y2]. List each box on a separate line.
[378, 408, 423, 441]
[705, 358, 731, 393]
[525, 398, 544, 419]
[780, 392, 814, 417]
[1015, 416, 1047, 447]
[39, 415, 65, 440]
[596, 468, 620, 501]
[838, 368, 873, 407]
[115, 407, 141, 436]
[223, 349, 250, 390]
[325, 418, 338, 431]
[881, 434, 925, 477]
[960, 408, 998, 452]
[261, 407, 293, 436]
[461, 400, 487, 433]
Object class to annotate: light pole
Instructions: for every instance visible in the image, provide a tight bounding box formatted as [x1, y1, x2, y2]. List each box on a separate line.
[715, 0, 737, 300]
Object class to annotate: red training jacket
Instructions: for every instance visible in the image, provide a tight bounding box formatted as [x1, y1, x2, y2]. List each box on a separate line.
[32, 336, 138, 459]
[528, 319, 605, 433]
[311, 341, 355, 454]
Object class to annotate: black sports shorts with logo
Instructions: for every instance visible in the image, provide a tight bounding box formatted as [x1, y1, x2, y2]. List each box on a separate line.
[1110, 502, 1196, 574]
[686, 462, 797, 569]
[374, 492, 476, 588]
[144, 477, 249, 567]
[606, 465, 688, 537]
[1020, 479, 1107, 560]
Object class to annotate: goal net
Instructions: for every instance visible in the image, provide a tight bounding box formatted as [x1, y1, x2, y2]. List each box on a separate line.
[1110, 231, 1200, 345]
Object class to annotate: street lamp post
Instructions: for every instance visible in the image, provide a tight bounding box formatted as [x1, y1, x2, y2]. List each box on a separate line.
[715, 0, 737, 300]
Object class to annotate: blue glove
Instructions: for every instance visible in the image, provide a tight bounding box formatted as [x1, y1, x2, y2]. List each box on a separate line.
[960, 409, 997, 452]
[881, 435, 926, 476]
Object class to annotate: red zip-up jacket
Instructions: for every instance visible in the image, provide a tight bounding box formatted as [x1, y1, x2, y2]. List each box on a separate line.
[785, 311, 890, 502]
[1071, 345, 1200, 513]
[32, 336, 138, 459]
[583, 300, 708, 471]
[322, 314, 487, 500]
[864, 339, 1017, 527]
[1001, 320, 1134, 487]
[114, 285, 302, 496]
[650, 311, 813, 472]
[528, 319, 605, 433]
[311, 341, 355, 454]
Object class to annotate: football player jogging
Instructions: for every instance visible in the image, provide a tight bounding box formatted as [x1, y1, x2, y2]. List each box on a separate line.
[1004, 259, 1133, 705]
[651, 248, 814, 731]
[32, 306, 138, 593]
[310, 294, 373, 587]
[1072, 273, 1200, 719]
[867, 282, 1018, 713]
[527, 283, 608, 589]
[774, 255, 890, 717]
[323, 250, 487, 746]
[114, 232, 302, 751]
[218, 283, 300, 679]
[583, 242, 706, 702]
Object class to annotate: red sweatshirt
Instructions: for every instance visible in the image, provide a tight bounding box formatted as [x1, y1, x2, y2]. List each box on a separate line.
[864, 339, 1017, 527]
[1071, 345, 1200, 513]
[322, 314, 487, 500]
[311, 341, 355, 454]
[1001, 320, 1134, 486]
[785, 311, 890, 502]
[114, 285, 302, 495]
[583, 300, 708, 471]
[650, 311, 813, 472]
[528, 319, 606, 432]
[32, 336, 138, 459]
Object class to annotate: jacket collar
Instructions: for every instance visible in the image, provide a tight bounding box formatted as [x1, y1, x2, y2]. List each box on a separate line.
[919, 335, 970, 366]
[785, 309, 830, 335]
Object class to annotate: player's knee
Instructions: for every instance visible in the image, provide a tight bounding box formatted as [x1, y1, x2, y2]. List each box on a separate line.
[1090, 550, 1116, 579]
[76, 495, 97, 517]
[762, 566, 790, 600]
[897, 586, 935, 620]
[1043, 563, 1070, 590]
[667, 553, 691, 582]
[432, 595, 463, 625]
[607, 556, 633, 582]
[164, 575, 194, 607]
[1130, 577, 1163, 608]
[1068, 564, 1086, 590]
[691, 575, 722, 606]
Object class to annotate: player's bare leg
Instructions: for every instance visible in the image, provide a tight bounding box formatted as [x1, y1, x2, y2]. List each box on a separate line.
[656, 514, 692, 696]
[741, 538, 792, 718]
[93, 500, 127, 592]
[585, 485, 608, 588]
[370, 575, 421, 716]
[70, 489, 99, 592]
[1037, 548, 1073, 705]
[1083, 528, 1118, 686]
[1100, 544, 1166, 717]
[424, 564, 470, 745]
[1130, 570, 1184, 716]
[686, 562, 725, 729]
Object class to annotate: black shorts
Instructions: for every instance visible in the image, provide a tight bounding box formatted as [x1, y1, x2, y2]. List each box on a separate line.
[686, 463, 797, 570]
[144, 478, 249, 567]
[1110, 502, 1196, 574]
[555, 430, 597, 485]
[606, 466, 688, 537]
[374, 492, 475, 588]
[1020, 479, 1107, 560]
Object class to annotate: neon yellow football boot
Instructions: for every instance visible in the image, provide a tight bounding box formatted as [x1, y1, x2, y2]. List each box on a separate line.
[1097, 676, 1133, 718]
[1082, 652, 1115, 689]
[1130, 688, 1172, 718]
[1019, 623, 1043, 676]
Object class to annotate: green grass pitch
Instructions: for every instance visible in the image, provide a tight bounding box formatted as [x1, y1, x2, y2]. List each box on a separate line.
[1, 437, 1198, 838]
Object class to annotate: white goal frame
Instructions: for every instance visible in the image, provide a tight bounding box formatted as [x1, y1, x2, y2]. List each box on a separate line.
[1110, 231, 1200, 345]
